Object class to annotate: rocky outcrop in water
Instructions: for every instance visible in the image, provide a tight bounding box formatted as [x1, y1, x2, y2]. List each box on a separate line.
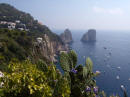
[32, 34, 68, 63]
[81, 29, 96, 42]
[60, 29, 73, 44]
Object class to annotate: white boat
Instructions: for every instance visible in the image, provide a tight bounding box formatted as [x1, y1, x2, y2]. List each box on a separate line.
[117, 67, 121, 69]
[116, 75, 120, 80]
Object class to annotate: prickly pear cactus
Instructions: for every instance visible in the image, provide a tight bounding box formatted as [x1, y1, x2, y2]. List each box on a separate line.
[60, 52, 70, 72]
[59, 50, 126, 97]
[68, 50, 77, 69]
[60, 50, 98, 97]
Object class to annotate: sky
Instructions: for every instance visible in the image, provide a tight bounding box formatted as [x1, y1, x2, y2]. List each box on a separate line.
[0, 0, 130, 30]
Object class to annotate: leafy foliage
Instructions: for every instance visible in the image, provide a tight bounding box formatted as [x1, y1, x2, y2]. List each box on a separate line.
[60, 51, 77, 72]
[68, 50, 77, 68]
[85, 57, 93, 72]
[60, 50, 97, 97]
[0, 29, 33, 68]
[0, 50, 126, 97]
[60, 52, 70, 72]
[0, 60, 52, 97]
[0, 60, 70, 97]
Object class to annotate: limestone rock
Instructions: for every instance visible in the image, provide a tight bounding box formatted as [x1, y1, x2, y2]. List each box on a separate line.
[81, 29, 96, 42]
[60, 29, 73, 44]
[33, 34, 68, 63]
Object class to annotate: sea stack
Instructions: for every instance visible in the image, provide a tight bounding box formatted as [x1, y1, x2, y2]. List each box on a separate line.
[60, 29, 73, 44]
[81, 29, 96, 42]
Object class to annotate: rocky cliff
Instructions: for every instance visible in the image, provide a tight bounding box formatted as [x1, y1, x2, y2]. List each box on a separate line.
[81, 29, 96, 42]
[32, 34, 68, 63]
[60, 29, 73, 44]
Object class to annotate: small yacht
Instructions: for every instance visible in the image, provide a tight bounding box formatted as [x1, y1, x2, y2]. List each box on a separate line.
[116, 75, 120, 80]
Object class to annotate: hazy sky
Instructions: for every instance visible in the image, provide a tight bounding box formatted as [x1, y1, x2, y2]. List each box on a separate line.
[0, 0, 130, 30]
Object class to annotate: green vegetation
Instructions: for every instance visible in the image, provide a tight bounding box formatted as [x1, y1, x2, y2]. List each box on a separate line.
[60, 51, 98, 97]
[0, 59, 70, 97]
[0, 3, 63, 43]
[0, 28, 33, 70]
[0, 51, 126, 97]
[0, 28, 57, 70]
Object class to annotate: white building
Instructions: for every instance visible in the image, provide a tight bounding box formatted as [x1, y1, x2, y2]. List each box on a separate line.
[18, 28, 24, 31]
[8, 22, 16, 26]
[15, 20, 20, 23]
[8, 25, 15, 30]
[37, 37, 43, 43]
[0, 21, 7, 24]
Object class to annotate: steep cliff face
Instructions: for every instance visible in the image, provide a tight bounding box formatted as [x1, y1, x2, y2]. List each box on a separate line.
[81, 29, 96, 42]
[32, 34, 68, 63]
[60, 29, 73, 44]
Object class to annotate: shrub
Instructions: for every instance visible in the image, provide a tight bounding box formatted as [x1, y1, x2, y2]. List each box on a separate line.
[0, 51, 127, 97]
[0, 60, 52, 97]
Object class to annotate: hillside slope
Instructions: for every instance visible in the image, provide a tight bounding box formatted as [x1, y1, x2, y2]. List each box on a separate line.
[0, 3, 68, 67]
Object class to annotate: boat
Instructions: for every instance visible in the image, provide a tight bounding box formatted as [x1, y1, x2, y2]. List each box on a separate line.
[117, 67, 121, 69]
[116, 75, 120, 80]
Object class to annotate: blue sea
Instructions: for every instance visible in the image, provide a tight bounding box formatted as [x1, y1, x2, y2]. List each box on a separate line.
[55, 30, 130, 97]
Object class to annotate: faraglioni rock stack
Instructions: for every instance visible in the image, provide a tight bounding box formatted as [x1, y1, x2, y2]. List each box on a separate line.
[81, 29, 96, 42]
[60, 29, 73, 44]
